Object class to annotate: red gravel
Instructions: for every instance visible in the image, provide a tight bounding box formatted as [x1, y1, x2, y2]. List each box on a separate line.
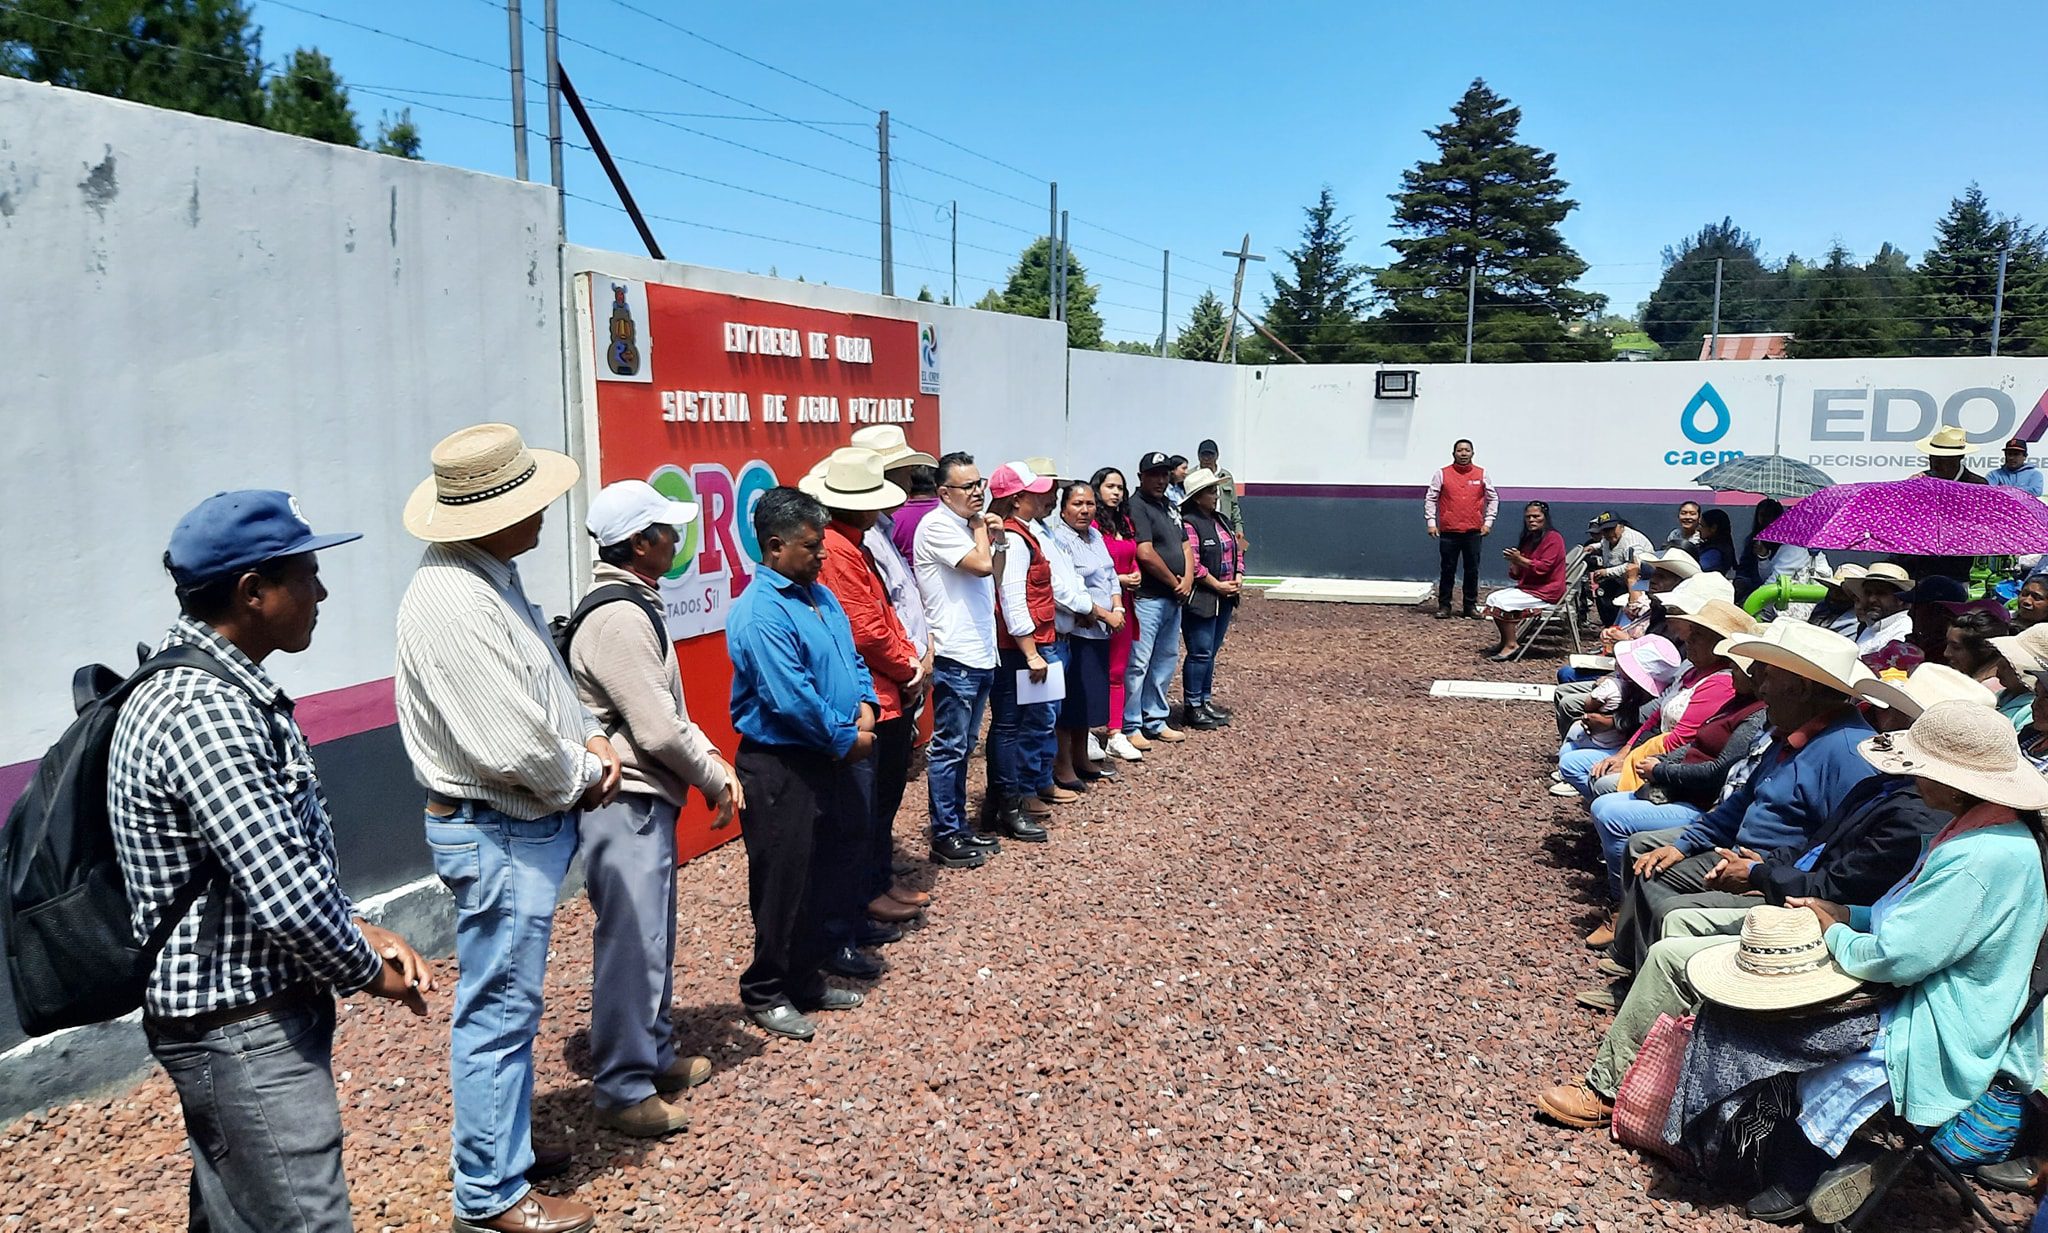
[0, 596, 2031, 1230]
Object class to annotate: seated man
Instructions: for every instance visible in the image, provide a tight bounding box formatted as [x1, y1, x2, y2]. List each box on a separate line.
[1584, 512, 1655, 627]
[1534, 665, 1972, 1131]
[1847, 564, 1914, 655]
[1603, 622, 1879, 976]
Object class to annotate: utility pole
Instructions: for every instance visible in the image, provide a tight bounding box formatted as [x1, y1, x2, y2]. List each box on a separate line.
[1992, 247, 2011, 357]
[543, 0, 562, 221]
[1047, 183, 1059, 321]
[1218, 234, 1264, 363]
[1707, 257, 1724, 359]
[1058, 210, 1070, 325]
[877, 111, 894, 296]
[1158, 250, 1171, 356]
[1464, 264, 1477, 363]
[949, 200, 958, 306]
[506, 0, 528, 180]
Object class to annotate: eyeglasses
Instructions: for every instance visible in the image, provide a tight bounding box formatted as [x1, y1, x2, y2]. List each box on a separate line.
[942, 479, 988, 493]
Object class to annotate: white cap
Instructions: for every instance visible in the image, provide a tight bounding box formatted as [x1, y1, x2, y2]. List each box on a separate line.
[586, 479, 699, 547]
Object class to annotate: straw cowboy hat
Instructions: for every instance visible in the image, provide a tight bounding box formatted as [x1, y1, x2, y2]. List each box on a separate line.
[1687, 904, 1864, 1012]
[1842, 562, 1913, 601]
[1818, 562, 1868, 595]
[1616, 635, 1683, 696]
[850, 425, 937, 471]
[1660, 571, 1736, 615]
[403, 423, 579, 543]
[1179, 467, 1226, 505]
[1713, 620, 1875, 694]
[1640, 547, 1701, 580]
[1664, 598, 1758, 643]
[1921, 425, 1971, 457]
[800, 447, 906, 512]
[1991, 623, 2048, 685]
[1857, 698, 2048, 810]
[1854, 662, 2001, 719]
[1024, 456, 1068, 483]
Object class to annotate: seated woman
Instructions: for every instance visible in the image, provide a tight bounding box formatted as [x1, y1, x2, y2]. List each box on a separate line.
[1734, 499, 1787, 601]
[1693, 509, 1738, 576]
[1899, 575, 1969, 660]
[1557, 635, 1683, 799]
[2015, 575, 2048, 630]
[1945, 605, 2016, 691]
[1482, 501, 1567, 661]
[1806, 564, 1867, 638]
[1659, 700, 2048, 1225]
[1571, 594, 1744, 804]
[1989, 624, 2048, 732]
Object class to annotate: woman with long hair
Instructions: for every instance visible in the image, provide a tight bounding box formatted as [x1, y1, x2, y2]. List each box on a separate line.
[1480, 501, 1568, 661]
[1693, 508, 1738, 575]
[1942, 605, 2013, 687]
[1050, 480, 1123, 786]
[1734, 498, 1786, 598]
[1091, 467, 1146, 761]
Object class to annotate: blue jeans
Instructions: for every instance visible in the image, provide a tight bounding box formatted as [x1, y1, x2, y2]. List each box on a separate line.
[1181, 600, 1235, 707]
[990, 644, 1060, 801]
[1587, 793, 1704, 900]
[927, 657, 992, 840]
[425, 805, 577, 1222]
[1124, 595, 1184, 733]
[147, 991, 350, 1232]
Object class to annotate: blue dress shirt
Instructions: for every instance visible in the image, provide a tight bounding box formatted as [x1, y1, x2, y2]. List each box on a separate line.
[1674, 710, 1877, 856]
[726, 564, 878, 757]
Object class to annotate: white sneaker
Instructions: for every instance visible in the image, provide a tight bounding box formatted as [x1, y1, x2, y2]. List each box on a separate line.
[1086, 733, 1106, 762]
[1106, 731, 1145, 761]
[1550, 769, 1564, 783]
[1549, 781, 1579, 797]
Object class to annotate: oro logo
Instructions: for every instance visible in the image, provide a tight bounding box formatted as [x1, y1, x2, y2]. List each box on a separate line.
[647, 465, 701, 581]
[645, 460, 782, 587]
[1680, 382, 1732, 445]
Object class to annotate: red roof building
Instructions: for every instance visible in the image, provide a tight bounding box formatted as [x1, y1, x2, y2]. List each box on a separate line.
[1698, 332, 1793, 360]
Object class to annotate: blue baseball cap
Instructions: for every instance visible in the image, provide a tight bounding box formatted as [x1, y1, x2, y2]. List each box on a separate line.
[166, 490, 362, 587]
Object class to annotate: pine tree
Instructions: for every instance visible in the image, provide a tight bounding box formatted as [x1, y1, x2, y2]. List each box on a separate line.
[373, 108, 423, 159]
[1257, 187, 1366, 362]
[1784, 245, 1893, 358]
[1, 0, 267, 124]
[992, 237, 1104, 350]
[1641, 218, 1778, 357]
[1174, 289, 1236, 361]
[1371, 79, 1605, 362]
[1919, 186, 2046, 357]
[264, 48, 360, 146]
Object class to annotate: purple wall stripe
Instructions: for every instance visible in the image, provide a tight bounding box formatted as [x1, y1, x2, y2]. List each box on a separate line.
[1239, 482, 1761, 506]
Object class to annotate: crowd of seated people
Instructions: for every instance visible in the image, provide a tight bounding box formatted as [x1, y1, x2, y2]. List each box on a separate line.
[1499, 499, 2048, 1229]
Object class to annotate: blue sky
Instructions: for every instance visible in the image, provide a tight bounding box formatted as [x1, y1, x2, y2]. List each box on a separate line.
[247, 1, 2048, 346]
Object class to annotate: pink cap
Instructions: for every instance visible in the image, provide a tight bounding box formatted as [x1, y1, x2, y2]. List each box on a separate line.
[989, 462, 1054, 499]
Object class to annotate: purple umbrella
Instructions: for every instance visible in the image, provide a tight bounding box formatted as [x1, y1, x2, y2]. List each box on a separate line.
[1762, 475, 2048, 554]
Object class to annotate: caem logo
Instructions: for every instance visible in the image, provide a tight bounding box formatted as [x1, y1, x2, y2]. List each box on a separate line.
[1680, 383, 1732, 445]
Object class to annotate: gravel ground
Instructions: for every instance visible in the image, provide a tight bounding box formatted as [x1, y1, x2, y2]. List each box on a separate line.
[0, 595, 2034, 1230]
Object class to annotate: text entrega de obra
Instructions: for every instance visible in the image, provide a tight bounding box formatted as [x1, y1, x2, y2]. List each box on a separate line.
[658, 320, 918, 426]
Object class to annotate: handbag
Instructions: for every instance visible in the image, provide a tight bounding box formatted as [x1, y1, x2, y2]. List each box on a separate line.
[1185, 587, 1221, 619]
[1612, 1012, 1694, 1161]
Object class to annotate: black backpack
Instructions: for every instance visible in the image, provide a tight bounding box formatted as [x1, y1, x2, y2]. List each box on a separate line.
[551, 583, 667, 664]
[2, 644, 249, 1036]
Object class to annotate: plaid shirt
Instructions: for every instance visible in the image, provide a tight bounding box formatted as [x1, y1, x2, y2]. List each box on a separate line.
[108, 617, 381, 1018]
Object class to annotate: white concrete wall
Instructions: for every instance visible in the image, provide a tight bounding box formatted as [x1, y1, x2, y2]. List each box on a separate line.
[1063, 350, 1241, 482]
[0, 79, 566, 760]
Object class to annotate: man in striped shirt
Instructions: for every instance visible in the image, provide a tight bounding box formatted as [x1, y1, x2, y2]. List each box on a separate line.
[395, 424, 618, 1233]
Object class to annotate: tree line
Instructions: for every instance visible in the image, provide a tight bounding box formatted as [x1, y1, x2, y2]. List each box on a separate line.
[2, 0, 422, 159]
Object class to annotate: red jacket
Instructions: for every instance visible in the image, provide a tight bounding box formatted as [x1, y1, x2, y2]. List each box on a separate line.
[818, 520, 920, 721]
[1510, 529, 1569, 603]
[995, 517, 1057, 650]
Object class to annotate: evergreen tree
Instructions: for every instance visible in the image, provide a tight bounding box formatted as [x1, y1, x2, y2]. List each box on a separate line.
[1784, 245, 1893, 358]
[1105, 340, 1158, 355]
[264, 48, 359, 146]
[971, 288, 1005, 311]
[991, 237, 1104, 350]
[373, 108, 423, 159]
[1, 0, 267, 124]
[1919, 186, 2047, 356]
[1371, 78, 1605, 362]
[1257, 187, 1366, 362]
[1641, 218, 1778, 357]
[1174, 289, 1237, 361]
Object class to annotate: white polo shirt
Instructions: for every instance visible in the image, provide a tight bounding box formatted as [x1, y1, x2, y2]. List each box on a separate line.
[914, 504, 998, 669]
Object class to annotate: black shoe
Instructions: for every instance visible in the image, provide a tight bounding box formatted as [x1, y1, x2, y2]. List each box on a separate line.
[1462, 607, 1482, 620]
[748, 1003, 816, 1040]
[856, 920, 903, 947]
[796, 986, 864, 1013]
[930, 835, 989, 867]
[964, 832, 1001, 851]
[1741, 1184, 1806, 1224]
[1054, 778, 1088, 793]
[1000, 810, 1048, 843]
[1183, 708, 1221, 731]
[1197, 702, 1232, 727]
[1204, 701, 1233, 719]
[1973, 1155, 2040, 1194]
[1433, 607, 1453, 619]
[822, 945, 883, 980]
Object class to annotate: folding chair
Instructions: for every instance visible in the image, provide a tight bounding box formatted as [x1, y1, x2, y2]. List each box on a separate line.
[1509, 544, 1590, 662]
[1834, 1116, 2017, 1233]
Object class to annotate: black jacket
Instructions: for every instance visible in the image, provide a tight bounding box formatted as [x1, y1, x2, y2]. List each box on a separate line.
[1649, 711, 1770, 808]
[1751, 775, 1945, 906]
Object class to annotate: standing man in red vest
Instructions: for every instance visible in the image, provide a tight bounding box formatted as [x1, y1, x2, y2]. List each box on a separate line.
[984, 461, 1060, 844]
[1425, 438, 1498, 619]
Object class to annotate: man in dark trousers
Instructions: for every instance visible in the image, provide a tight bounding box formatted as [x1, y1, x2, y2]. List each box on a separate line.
[725, 486, 880, 1042]
[1424, 438, 1497, 618]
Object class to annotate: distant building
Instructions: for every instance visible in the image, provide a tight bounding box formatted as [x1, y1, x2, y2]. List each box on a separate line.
[1698, 332, 1792, 360]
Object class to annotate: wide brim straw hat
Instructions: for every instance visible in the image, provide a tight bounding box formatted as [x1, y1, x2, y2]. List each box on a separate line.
[1854, 662, 2000, 719]
[1991, 623, 2048, 683]
[1687, 904, 1865, 1012]
[1642, 547, 1702, 580]
[1820, 562, 1868, 595]
[1714, 619, 1875, 694]
[800, 446, 907, 512]
[1660, 571, 1736, 615]
[1179, 467, 1225, 504]
[1024, 456, 1068, 484]
[1857, 698, 2048, 809]
[403, 423, 580, 543]
[1921, 425, 1971, 457]
[849, 425, 937, 471]
[1842, 562, 1913, 601]
[1665, 598, 1758, 643]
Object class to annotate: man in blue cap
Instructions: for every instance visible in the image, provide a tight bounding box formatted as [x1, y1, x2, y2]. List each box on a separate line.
[110, 490, 435, 1233]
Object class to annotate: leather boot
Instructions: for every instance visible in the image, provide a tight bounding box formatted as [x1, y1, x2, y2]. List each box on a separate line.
[453, 1191, 596, 1233]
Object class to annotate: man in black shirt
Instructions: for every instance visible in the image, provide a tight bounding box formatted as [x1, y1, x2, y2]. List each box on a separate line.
[1122, 450, 1195, 747]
